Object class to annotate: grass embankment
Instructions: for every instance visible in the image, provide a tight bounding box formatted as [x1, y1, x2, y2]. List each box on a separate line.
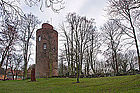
[0, 75, 140, 93]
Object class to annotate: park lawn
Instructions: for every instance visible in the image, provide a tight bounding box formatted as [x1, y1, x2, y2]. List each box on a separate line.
[0, 75, 140, 93]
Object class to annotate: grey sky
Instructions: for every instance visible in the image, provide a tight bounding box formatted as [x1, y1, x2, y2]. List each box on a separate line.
[21, 0, 108, 28]
[21, 0, 108, 64]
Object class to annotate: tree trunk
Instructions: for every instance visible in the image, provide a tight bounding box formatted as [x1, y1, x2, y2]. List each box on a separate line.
[4, 53, 9, 81]
[114, 50, 119, 75]
[23, 61, 27, 80]
[4, 64, 8, 81]
[76, 64, 80, 83]
[11, 66, 14, 80]
[16, 72, 18, 80]
[128, 12, 140, 71]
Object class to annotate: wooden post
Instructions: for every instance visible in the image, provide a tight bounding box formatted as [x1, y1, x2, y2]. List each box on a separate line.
[31, 68, 36, 81]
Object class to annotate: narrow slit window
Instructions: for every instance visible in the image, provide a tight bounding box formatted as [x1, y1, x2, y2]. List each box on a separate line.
[53, 48, 55, 51]
[38, 36, 41, 41]
[43, 43, 47, 49]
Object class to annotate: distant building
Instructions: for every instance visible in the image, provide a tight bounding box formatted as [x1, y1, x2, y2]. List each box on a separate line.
[0, 68, 23, 80]
[0, 68, 5, 79]
[6, 68, 23, 80]
[36, 23, 58, 78]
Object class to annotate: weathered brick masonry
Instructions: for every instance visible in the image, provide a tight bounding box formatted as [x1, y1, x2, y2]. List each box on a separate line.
[35, 23, 58, 78]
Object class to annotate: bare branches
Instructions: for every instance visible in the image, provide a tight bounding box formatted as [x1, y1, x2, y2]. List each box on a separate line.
[18, 13, 40, 79]
[0, 0, 24, 19]
[101, 19, 124, 74]
[0, 23, 18, 68]
[60, 13, 102, 80]
[107, 0, 140, 70]
[24, 0, 64, 12]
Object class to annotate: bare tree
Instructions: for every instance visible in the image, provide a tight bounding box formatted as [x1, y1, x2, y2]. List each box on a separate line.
[12, 53, 23, 80]
[117, 50, 138, 74]
[88, 29, 101, 74]
[0, 23, 18, 68]
[84, 48, 90, 76]
[3, 51, 10, 81]
[101, 19, 123, 75]
[117, 53, 129, 74]
[19, 13, 40, 80]
[60, 23, 71, 77]
[83, 27, 101, 76]
[126, 50, 138, 73]
[108, 0, 140, 71]
[60, 13, 96, 82]
[58, 50, 66, 76]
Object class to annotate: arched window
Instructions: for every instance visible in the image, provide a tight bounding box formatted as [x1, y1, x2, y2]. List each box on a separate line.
[38, 36, 41, 41]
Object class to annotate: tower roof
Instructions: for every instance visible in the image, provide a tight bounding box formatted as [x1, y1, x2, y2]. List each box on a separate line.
[42, 23, 53, 30]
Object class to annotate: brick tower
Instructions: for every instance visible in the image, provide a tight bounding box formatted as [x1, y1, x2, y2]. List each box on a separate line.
[36, 23, 58, 78]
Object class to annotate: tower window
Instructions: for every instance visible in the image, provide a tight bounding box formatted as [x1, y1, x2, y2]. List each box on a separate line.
[43, 43, 47, 49]
[38, 36, 41, 41]
[53, 48, 55, 51]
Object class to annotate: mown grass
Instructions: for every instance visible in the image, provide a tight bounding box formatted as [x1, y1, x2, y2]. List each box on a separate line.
[0, 74, 140, 93]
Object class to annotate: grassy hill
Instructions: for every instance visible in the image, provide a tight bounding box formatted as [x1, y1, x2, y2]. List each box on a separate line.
[0, 75, 140, 93]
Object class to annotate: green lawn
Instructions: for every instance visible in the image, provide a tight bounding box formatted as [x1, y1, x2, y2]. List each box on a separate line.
[0, 75, 140, 93]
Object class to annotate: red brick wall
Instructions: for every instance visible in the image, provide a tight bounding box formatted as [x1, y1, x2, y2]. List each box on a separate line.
[36, 23, 58, 78]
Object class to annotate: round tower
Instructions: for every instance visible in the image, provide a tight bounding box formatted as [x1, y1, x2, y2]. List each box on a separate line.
[36, 23, 58, 78]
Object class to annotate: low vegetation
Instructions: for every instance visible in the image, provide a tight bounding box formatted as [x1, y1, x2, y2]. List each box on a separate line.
[0, 75, 140, 93]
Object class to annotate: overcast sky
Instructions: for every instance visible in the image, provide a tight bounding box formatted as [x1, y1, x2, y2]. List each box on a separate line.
[21, 0, 108, 29]
[21, 0, 108, 64]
